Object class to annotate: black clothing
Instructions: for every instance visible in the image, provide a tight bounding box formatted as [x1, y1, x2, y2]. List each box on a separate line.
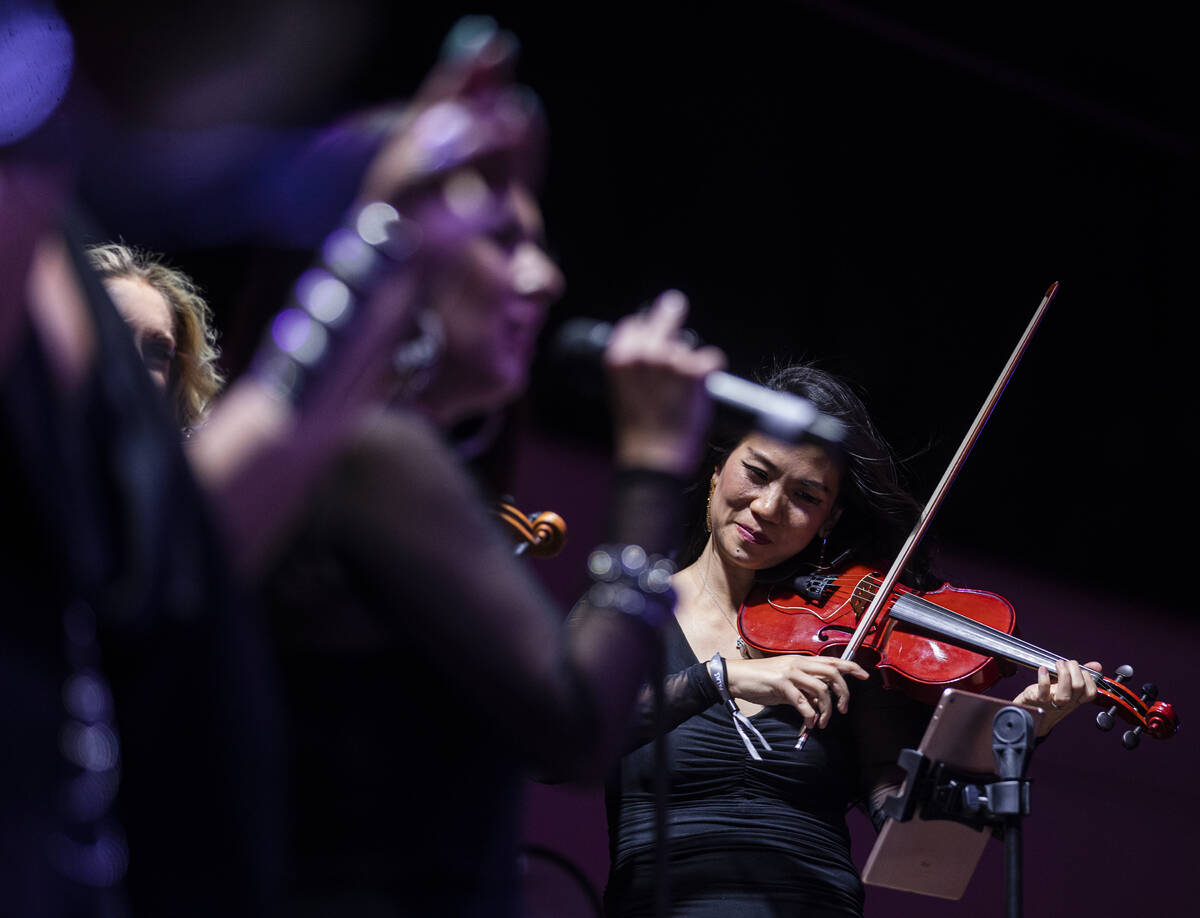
[263, 413, 687, 917]
[0, 232, 283, 917]
[604, 617, 930, 917]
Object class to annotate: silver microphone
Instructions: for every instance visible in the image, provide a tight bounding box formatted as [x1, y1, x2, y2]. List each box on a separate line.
[553, 318, 846, 447]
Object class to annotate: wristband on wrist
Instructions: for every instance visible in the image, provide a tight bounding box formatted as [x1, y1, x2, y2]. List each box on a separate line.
[706, 652, 772, 760]
[584, 544, 676, 630]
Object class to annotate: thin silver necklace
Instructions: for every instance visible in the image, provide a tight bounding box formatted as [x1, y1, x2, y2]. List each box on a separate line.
[692, 562, 747, 657]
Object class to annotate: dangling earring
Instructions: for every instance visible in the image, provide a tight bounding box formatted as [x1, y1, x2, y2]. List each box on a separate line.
[817, 532, 829, 569]
[392, 309, 444, 402]
[705, 478, 716, 533]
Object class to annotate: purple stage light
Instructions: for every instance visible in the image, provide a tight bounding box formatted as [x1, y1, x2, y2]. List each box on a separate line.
[0, 2, 74, 145]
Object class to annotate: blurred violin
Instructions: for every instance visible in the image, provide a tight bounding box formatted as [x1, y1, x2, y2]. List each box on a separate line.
[492, 498, 568, 558]
[765, 283, 1178, 749]
[739, 564, 1179, 747]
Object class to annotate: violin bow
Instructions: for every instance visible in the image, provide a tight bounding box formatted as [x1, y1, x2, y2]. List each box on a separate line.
[798, 282, 1059, 747]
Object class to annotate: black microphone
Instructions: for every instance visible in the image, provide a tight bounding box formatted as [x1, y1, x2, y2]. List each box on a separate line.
[553, 318, 846, 447]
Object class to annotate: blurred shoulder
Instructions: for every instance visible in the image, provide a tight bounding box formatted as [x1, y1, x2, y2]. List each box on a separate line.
[325, 409, 473, 508]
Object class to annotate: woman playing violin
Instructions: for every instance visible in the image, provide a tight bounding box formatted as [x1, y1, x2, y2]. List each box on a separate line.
[598, 361, 1100, 918]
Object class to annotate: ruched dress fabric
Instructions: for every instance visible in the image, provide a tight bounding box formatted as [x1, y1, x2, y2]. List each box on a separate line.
[604, 616, 930, 918]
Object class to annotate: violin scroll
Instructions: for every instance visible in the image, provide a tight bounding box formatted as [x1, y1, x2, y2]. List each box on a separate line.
[522, 510, 567, 558]
[492, 499, 568, 558]
[1091, 664, 1180, 749]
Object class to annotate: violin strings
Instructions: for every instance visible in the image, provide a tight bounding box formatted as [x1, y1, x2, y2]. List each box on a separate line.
[815, 573, 1122, 695]
[854, 577, 1059, 668]
[846, 575, 1108, 684]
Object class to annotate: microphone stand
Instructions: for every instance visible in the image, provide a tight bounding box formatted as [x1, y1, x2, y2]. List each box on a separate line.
[881, 705, 1037, 918]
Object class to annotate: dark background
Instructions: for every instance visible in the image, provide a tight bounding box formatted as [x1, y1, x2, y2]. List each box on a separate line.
[64, 2, 1196, 914]
[491, 0, 1196, 615]
[376, 0, 1195, 617]
[74, 0, 1196, 613]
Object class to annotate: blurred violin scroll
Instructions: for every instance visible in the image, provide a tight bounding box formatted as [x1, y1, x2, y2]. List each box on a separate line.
[493, 498, 567, 558]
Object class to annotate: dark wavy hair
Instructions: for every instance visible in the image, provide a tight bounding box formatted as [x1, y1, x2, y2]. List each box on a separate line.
[681, 360, 937, 589]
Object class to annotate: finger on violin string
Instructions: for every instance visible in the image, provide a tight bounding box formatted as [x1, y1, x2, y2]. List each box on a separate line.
[1060, 658, 1102, 705]
[1053, 658, 1090, 707]
[1047, 659, 1081, 709]
[1018, 663, 1058, 710]
[1036, 662, 1052, 697]
[1082, 661, 1103, 701]
[1050, 659, 1073, 708]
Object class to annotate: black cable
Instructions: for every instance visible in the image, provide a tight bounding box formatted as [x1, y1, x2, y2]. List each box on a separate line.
[650, 633, 670, 918]
[519, 844, 605, 918]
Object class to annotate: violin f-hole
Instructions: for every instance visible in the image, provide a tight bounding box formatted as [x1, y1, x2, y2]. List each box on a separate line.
[818, 622, 877, 642]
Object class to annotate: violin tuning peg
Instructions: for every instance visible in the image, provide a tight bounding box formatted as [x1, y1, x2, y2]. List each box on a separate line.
[1140, 683, 1159, 703]
[1114, 664, 1134, 683]
[1096, 709, 1115, 731]
[1122, 727, 1143, 750]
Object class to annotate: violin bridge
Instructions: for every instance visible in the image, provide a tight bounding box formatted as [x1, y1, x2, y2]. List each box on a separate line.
[793, 571, 837, 604]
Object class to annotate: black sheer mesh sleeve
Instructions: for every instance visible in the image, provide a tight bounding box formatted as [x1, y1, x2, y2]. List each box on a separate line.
[607, 467, 689, 555]
[270, 413, 695, 781]
[564, 466, 708, 753]
[622, 661, 720, 751]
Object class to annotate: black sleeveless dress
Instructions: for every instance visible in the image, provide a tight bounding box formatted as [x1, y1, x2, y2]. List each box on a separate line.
[604, 616, 929, 917]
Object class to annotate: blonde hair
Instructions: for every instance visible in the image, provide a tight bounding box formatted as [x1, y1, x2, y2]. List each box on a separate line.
[86, 242, 225, 429]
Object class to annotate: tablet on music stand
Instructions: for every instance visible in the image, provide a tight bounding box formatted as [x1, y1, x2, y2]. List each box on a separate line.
[861, 688, 1045, 900]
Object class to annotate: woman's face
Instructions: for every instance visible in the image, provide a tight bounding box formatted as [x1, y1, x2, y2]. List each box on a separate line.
[106, 276, 176, 392]
[422, 181, 564, 425]
[709, 433, 843, 572]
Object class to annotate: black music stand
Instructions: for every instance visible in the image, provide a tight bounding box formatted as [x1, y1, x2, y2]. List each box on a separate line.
[862, 689, 1044, 918]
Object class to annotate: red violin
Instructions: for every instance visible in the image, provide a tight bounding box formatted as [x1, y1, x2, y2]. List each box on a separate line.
[741, 283, 1179, 750]
[738, 564, 1180, 747]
